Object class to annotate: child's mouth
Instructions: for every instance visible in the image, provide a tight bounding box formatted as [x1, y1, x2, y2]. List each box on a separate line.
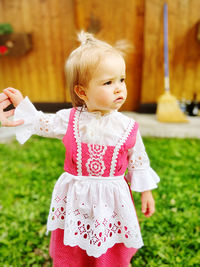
[114, 97, 124, 103]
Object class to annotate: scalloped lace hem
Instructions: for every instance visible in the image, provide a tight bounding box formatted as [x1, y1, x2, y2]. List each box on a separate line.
[47, 227, 143, 258]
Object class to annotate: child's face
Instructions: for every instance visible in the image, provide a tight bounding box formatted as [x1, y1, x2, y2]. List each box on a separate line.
[83, 53, 127, 114]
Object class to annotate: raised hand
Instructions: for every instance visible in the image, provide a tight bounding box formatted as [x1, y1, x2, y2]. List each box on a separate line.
[0, 88, 24, 127]
[3, 87, 24, 107]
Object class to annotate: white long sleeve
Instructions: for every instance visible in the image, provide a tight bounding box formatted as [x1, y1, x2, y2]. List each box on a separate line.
[126, 131, 160, 192]
[14, 97, 70, 144]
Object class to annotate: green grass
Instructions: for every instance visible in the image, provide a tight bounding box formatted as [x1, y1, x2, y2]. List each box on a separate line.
[0, 137, 199, 266]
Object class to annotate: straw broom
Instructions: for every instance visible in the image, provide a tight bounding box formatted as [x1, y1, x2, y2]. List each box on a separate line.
[156, 3, 188, 123]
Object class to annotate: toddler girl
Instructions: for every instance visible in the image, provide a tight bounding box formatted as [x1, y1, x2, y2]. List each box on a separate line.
[3, 32, 160, 267]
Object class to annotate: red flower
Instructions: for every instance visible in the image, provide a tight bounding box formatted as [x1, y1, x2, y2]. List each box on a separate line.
[0, 46, 8, 54]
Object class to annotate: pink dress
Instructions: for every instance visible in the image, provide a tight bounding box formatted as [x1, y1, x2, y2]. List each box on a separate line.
[14, 98, 160, 267]
[48, 108, 143, 267]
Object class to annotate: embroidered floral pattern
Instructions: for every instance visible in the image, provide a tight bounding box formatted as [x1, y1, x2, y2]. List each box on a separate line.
[86, 144, 107, 176]
[50, 194, 67, 222]
[68, 209, 133, 247]
[51, 206, 66, 221]
[128, 150, 149, 170]
[34, 113, 55, 137]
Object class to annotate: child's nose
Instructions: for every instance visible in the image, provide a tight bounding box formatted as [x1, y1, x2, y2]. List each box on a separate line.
[114, 83, 122, 93]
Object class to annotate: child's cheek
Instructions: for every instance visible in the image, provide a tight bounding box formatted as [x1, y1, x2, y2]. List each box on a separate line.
[99, 94, 111, 106]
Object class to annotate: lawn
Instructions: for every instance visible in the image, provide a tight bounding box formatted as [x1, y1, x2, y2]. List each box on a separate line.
[0, 137, 199, 266]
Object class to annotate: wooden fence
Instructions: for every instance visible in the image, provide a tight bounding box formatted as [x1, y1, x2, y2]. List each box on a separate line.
[0, 0, 199, 111]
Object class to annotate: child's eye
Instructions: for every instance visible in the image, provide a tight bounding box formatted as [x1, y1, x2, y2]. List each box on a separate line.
[103, 81, 112, 85]
[120, 78, 125, 83]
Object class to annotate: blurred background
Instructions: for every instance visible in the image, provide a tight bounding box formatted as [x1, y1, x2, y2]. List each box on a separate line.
[0, 1, 200, 266]
[0, 0, 200, 112]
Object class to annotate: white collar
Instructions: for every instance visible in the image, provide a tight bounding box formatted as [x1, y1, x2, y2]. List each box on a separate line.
[76, 106, 117, 118]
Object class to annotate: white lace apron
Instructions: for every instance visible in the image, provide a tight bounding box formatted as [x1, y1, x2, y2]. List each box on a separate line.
[47, 172, 143, 257]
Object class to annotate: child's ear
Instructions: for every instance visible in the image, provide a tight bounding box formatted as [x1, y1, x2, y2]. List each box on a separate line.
[74, 85, 87, 101]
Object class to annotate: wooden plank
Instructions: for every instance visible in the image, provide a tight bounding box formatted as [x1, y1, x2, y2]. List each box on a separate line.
[44, 0, 60, 102]
[59, 0, 76, 102]
[141, 0, 161, 103]
[0, 0, 23, 92]
[154, 2, 165, 101]
[170, 0, 189, 100]
[16, 0, 34, 98]
[182, 0, 199, 100]
[190, 0, 200, 100]
[19, 0, 43, 101]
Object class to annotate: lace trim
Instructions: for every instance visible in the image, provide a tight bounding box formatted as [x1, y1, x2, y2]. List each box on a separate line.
[63, 209, 143, 257]
[73, 109, 82, 176]
[48, 208, 143, 257]
[110, 119, 136, 176]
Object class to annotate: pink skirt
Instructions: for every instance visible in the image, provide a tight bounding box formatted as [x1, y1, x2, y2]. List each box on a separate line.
[50, 229, 138, 267]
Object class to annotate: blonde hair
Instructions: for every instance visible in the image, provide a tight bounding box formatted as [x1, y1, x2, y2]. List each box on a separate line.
[65, 31, 129, 107]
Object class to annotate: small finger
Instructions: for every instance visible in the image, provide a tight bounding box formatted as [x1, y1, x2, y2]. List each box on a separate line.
[12, 119, 24, 127]
[145, 210, 152, 217]
[4, 109, 15, 117]
[2, 119, 24, 127]
[141, 199, 147, 213]
[145, 207, 155, 217]
[0, 99, 12, 109]
[0, 93, 8, 101]
[145, 213, 153, 218]
[3, 88, 14, 97]
[142, 205, 147, 214]
[4, 87, 19, 94]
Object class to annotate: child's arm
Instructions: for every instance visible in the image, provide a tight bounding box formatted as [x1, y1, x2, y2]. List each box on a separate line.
[0, 91, 24, 127]
[126, 130, 160, 217]
[3, 88, 71, 144]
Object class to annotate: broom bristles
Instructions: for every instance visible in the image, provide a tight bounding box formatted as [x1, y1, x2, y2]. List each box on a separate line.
[156, 91, 188, 123]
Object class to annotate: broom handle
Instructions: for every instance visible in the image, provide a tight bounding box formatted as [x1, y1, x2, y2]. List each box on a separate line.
[164, 3, 170, 92]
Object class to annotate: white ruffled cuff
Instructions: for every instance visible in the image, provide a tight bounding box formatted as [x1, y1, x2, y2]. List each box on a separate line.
[14, 96, 39, 144]
[126, 167, 160, 192]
